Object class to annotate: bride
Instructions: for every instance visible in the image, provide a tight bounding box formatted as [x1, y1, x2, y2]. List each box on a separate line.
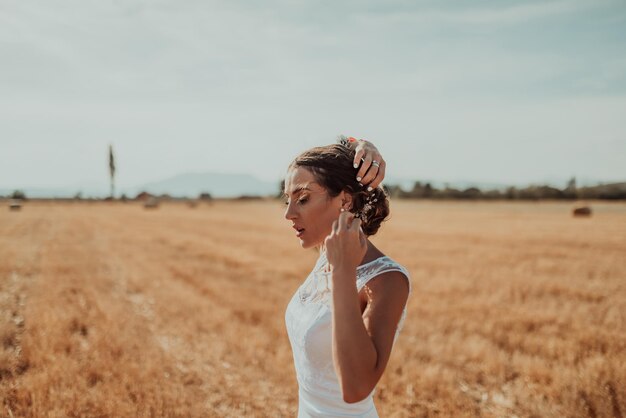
[283, 137, 411, 417]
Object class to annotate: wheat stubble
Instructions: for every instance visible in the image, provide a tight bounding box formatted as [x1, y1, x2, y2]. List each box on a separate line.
[1, 200, 624, 417]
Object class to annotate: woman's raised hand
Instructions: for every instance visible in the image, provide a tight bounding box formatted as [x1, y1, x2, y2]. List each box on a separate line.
[325, 212, 368, 276]
[352, 139, 386, 191]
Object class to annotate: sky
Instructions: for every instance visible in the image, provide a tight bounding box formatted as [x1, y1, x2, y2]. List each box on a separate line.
[1, 0, 626, 193]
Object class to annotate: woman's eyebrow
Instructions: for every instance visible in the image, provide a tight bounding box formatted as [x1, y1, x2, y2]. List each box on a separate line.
[283, 183, 316, 197]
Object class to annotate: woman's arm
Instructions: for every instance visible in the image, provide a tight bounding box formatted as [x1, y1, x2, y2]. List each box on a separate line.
[331, 268, 408, 403]
[325, 213, 409, 403]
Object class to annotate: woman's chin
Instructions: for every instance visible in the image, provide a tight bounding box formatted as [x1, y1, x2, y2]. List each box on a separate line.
[299, 238, 318, 249]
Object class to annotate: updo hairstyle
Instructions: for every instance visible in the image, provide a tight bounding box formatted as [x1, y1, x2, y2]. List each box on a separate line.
[288, 142, 390, 236]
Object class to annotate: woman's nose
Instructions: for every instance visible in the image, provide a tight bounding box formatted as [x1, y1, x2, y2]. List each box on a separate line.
[284, 202, 297, 220]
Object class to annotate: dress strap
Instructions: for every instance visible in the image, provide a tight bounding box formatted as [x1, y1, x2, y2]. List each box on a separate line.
[356, 257, 411, 293]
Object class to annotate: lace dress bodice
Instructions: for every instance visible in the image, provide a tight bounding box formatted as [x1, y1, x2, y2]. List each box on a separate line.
[285, 251, 411, 417]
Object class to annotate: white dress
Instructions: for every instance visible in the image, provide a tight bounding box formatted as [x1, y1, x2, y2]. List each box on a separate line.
[285, 251, 411, 417]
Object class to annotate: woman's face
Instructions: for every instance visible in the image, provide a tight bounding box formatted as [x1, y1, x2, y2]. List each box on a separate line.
[283, 166, 349, 249]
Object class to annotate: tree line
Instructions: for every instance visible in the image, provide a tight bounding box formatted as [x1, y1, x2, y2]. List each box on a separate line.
[5, 179, 625, 201]
[385, 178, 626, 200]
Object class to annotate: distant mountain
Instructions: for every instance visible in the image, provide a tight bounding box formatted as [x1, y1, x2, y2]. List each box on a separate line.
[129, 172, 278, 198]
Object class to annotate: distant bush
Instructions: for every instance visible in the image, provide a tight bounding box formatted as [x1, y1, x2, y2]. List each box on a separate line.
[135, 191, 154, 201]
[235, 195, 263, 201]
[11, 190, 26, 200]
[517, 186, 564, 200]
[578, 183, 626, 200]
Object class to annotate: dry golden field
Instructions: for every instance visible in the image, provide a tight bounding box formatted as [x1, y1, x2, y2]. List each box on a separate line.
[1, 199, 625, 418]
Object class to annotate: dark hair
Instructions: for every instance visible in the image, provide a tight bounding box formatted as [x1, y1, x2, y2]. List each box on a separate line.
[288, 143, 390, 236]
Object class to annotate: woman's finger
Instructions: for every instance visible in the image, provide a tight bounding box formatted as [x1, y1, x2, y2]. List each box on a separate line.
[349, 216, 361, 232]
[356, 155, 373, 183]
[353, 147, 365, 169]
[358, 225, 367, 248]
[368, 161, 386, 189]
[331, 219, 338, 235]
[359, 160, 381, 188]
[337, 211, 351, 232]
[345, 212, 356, 230]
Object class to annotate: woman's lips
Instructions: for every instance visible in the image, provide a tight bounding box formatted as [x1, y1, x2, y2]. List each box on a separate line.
[294, 227, 305, 237]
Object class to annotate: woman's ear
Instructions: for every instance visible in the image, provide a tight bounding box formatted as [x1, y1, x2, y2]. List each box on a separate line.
[341, 191, 354, 211]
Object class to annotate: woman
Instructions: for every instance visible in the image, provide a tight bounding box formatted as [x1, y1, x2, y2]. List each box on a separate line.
[283, 137, 411, 417]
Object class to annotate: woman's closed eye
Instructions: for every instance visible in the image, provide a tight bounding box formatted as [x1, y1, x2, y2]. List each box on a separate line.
[284, 197, 309, 206]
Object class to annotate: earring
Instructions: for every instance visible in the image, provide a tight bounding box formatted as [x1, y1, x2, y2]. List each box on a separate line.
[340, 208, 346, 212]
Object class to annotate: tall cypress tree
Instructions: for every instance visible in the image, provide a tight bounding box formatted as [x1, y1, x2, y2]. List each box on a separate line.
[109, 144, 116, 199]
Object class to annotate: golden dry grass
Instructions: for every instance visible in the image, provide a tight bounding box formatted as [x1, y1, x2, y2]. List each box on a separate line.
[1, 199, 625, 417]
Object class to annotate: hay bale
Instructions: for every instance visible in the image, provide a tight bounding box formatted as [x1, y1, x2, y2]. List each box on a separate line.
[9, 200, 22, 211]
[572, 206, 592, 217]
[143, 197, 159, 209]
